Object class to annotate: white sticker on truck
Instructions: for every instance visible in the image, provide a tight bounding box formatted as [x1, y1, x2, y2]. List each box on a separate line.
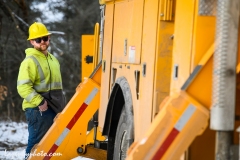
[129, 46, 135, 63]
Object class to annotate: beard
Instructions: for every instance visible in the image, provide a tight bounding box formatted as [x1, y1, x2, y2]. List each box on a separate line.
[35, 43, 49, 52]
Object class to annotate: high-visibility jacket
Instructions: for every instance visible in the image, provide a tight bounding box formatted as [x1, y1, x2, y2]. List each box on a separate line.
[17, 48, 63, 111]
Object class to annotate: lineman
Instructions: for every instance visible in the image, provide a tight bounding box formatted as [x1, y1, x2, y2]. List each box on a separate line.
[17, 22, 64, 159]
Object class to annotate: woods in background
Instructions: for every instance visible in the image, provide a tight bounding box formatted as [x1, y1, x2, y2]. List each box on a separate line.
[0, 0, 100, 121]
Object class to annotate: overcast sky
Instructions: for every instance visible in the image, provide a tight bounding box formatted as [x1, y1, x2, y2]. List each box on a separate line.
[31, 0, 64, 23]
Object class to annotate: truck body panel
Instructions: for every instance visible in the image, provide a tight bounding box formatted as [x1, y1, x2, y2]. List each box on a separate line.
[28, 0, 240, 159]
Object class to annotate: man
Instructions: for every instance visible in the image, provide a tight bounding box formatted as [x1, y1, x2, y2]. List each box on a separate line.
[17, 22, 64, 159]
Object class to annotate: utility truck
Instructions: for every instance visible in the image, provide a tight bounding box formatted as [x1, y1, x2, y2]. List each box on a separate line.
[29, 0, 240, 159]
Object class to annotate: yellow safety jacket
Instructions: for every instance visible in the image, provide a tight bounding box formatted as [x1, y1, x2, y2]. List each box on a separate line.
[17, 48, 63, 111]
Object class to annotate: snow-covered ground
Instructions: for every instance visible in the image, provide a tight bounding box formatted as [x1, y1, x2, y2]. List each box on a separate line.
[0, 121, 27, 160]
[0, 121, 92, 160]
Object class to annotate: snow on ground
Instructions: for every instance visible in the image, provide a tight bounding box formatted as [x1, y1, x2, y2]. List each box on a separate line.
[0, 121, 92, 160]
[0, 122, 28, 147]
[0, 121, 27, 160]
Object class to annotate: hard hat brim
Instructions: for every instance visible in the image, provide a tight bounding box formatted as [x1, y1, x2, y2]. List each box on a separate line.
[27, 33, 52, 40]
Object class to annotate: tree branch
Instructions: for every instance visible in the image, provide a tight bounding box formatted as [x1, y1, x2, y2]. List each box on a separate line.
[0, 0, 27, 39]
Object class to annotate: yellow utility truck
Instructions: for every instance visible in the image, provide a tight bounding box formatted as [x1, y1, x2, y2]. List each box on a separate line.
[29, 0, 240, 159]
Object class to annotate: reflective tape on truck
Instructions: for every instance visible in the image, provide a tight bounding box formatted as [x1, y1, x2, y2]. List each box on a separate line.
[152, 104, 196, 160]
[43, 87, 98, 160]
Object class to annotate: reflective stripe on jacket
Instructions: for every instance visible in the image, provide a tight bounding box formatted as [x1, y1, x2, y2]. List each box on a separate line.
[17, 48, 63, 110]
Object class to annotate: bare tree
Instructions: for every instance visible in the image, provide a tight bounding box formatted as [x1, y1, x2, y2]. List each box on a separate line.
[0, 0, 100, 121]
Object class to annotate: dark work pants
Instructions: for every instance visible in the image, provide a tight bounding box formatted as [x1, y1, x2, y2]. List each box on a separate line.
[25, 106, 56, 159]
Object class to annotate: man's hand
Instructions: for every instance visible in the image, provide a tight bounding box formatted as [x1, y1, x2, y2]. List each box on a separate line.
[38, 100, 48, 111]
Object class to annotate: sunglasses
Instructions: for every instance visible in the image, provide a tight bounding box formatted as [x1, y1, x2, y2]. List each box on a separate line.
[34, 36, 49, 44]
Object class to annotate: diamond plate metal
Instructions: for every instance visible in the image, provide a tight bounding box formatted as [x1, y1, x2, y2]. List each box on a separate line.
[198, 0, 216, 16]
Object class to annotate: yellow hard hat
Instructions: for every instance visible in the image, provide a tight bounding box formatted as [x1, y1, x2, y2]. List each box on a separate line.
[99, 0, 106, 4]
[27, 22, 51, 40]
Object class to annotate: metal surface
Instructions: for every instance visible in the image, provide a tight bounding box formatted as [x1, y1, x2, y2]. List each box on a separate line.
[211, 0, 239, 130]
[159, 0, 175, 21]
[93, 23, 100, 68]
[99, 5, 105, 61]
[80, 145, 107, 160]
[81, 35, 94, 80]
[126, 92, 209, 160]
[198, 0, 216, 16]
[215, 131, 232, 160]
[98, 2, 114, 132]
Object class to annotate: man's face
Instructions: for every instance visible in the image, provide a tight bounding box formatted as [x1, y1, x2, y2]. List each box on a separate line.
[30, 36, 50, 52]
